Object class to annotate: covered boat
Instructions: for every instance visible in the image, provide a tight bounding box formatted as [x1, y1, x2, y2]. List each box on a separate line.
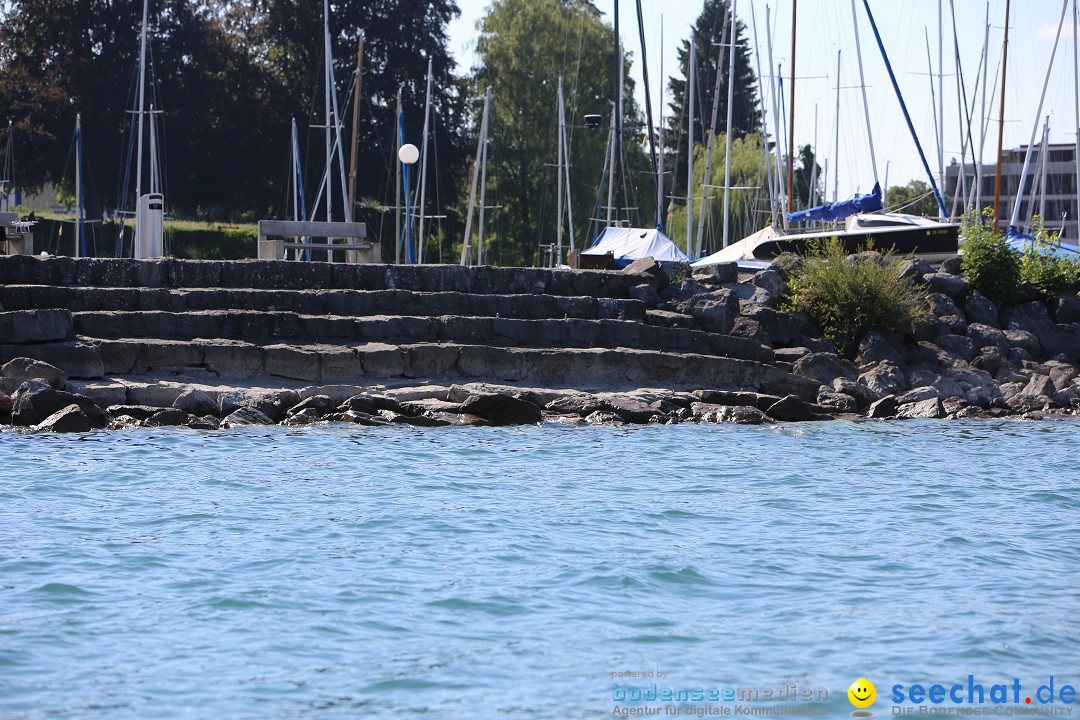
[582, 227, 689, 266]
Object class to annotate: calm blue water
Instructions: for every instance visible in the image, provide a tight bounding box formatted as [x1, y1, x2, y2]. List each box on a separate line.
[1, 420, 1079, 719]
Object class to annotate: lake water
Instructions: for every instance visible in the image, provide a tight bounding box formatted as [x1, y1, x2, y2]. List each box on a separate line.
[1, 419, 1078, 719]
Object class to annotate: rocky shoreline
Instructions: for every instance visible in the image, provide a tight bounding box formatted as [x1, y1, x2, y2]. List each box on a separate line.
[1, 255, 1078, 432]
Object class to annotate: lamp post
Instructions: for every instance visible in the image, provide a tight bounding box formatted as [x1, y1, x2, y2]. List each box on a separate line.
[398, 143, 419, 263]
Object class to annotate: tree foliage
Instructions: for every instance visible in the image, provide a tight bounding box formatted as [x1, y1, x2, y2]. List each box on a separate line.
[959, 208, 1020, 306]
[885, 179, 939, 217]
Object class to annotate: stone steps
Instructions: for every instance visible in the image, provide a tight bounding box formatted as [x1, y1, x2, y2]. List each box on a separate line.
[68, 310, 772, 362]
[72, 338, 819, 399]
[0, 256, 653, 297]
[0, 285, 645, 321]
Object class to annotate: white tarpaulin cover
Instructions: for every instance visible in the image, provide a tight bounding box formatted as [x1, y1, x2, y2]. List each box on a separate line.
[582, 227, 689, 263]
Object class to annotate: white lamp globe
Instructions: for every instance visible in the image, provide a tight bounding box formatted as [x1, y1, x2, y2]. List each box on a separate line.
[398, 143, 420, 164]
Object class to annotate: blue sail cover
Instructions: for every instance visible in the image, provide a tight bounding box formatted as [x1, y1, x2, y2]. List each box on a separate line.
[786, 182, 883, 224]
[1005, 226, 1080, 260]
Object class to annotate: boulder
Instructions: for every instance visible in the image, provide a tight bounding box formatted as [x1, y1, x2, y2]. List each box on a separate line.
[1003, 329, 1042, 358]
[378, 410, 451, 426]
[866, 395, 899, 418]
[693, 389, 769, 408]
[332, 410, 391, 426]
[105, 404, 166, 421]
[1020, 374, 1056, 400]
[0, 358, 67, 389]
[927, 293, 967, 334]
[584, 410, 625, 425]
[856, 330, 906, 368]
[1052, 294, 1080, 324]
[545, 394, 604, 416]
[173, 388, 217, 417]
[972, 346, 1009, 375]
[765, 395, 825, 422]
[922, 272, 968, 297]
[859, 361, 906, 396]
[221, 406, 274, 427]
[940, 256, 963, 275]
[34, 404, 102, 433]
[895, 397, 945, 419]
[621, 257, 668, 290]
[898, 386, 940, 404]
[773, 347, 811, 363]
[1038, 324, 1080, 362]
[660, 279, 712, 304]
[628, 283, 661, 306]
[459, 392, 542, 425]
[188, 415, 220, 430]
[750, 268, 784, 305]
[282, 408, 321, 426]
[287, 394, 338, 417]
[933, 334, 976, 363]
[729, 317, 771, 346]
[1002, 301, 1053, 334]
[963, 290, 1000, 328]
[966, 323, 1009, 351]
[219, 389, 299, 421]
[769, 253, 803, 280]
[338, 393, 400, 415]
[896, 258, 934, 280]
[693, 402, 769, 424]
[11, 380, 104, 427]
[832, 377, 880, 407]
[692, 262, 738, 285]
[793, 352, 856, 385]
[681, 289, 738, 334]
[597, 394, 661, 424]
[816, 390, 858, 413]
[148, 408, 190, 427]
[0, 340, 104, 379]
[737, 306, 812, 346]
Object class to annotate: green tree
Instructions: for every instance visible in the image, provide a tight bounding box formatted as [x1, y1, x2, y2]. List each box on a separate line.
[665, 0, 760, 209]
[471, 0, 652, 266]
[885, 179, 939, 217]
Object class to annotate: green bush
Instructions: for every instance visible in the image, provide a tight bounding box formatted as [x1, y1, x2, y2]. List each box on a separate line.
[1018, 217, 1080, 299]
[959, 208, 1020, 305]
[781, 237, 926, 353]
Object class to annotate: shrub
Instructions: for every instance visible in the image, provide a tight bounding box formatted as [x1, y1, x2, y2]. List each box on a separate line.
[959, 208, 1020, 305]
[1018, 217, 1080, 299]
[781, 237, 926, 354]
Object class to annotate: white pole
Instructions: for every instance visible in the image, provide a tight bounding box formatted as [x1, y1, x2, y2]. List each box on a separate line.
[975, 3, 990, 213]
[925, 31, 943, 218]
[1073, 0, 1079, 242]
[750, 2, 777, 227]
[562, 94, 575, 252]
[149, 105, 158, 196]
[765, 5, 785, 218]
[556, 75, 565, 266]
[478, 87, 491, 265]
[417, 57, 433, 263]
[938, 0, 945, 200]
[1009, 0, 1071, 230]
[808, 103, 818, 210]
[323, 0, 333, 225]
[1038, 117, 1050, 228]
[75, 113, 82, 259]
[135, 0, 149, 206]
[721, 0, 737, 247]
[850, 0, 878, 186]
[686, 43, 695, 255]
[607, 103, 617, 228]
[833, 50, 841, 208]
[657, 16, 665, 230]
[697, 7, 731, 255]
[460, 88, 490, 265]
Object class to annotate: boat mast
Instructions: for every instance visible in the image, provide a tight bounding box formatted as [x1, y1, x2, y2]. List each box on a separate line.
[749, 2, 777, 228]
[850, 0, 878, 187]
[134, 0, 149, 209]
[561, 84, 575, 254]
[634, 0, 662, 230]
[764, 6, 786, 219]
[460, 88, 491, 266]
[1037, 116, 1050, 231]
[395, 88, 402, 263]
[697, 6, 731, 255]
[992, 0, 1011, 230]
[417, 57, 433, 264]
[613, 0, 622, 228]
[976, 3, 990, 214]
[1008, 0, 1070, 231]
[686, 44, 695, 255]
[1074, 0, 1080, 243]
[938, 0, 944, 201]
[477, 86, 491, 265]
[556, 75, 566, 266]
[658, 16, 665, 230]
[786, 0, 796, 230]
[606, 102, 617, 228]
[833, 50, 841, 208]
[721, 0, 737, 248]
[75, 114, 84, 258]
[924, 31, 942, 216]
[322, 0, 333, 226]
[347, 34, 364, 230]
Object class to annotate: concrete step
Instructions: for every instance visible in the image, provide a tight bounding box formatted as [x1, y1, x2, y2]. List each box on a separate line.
[72, 338, 818, 400]
[0, 285, 645, 322]
[0, 256, 656, 298]
[69, 310, 772, 362]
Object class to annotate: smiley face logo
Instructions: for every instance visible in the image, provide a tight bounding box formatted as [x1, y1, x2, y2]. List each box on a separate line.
[848, 678, 876, 710]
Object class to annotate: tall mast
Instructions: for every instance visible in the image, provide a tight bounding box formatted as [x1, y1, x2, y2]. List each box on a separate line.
[721, 0, 738, 247]
[149, 105, 158, 195]
[697, 6, 731, 255]
[417, 57, 433, 263]
[322, 0, 333, 225]
[938, 0, 944, 198]
[394, 87, 402, 263]
[460, 88, 491, 266]
[1073, 0, 1079, 242]
[976, 3, 990, 214]
[786, 0, 796, 230]
[925, 31, 942, 216]
[613, 0, 622, 228]
[850, 0, 878, 186]
[657, 16, 666, 230]
[634, 0, 661, 230]
[561, 87, 575, 254]
[1037, 116, 1050, 230]
[992, 0, 1011, 230]
[833, 50, 841, 207]
[606, 104, 617, 227]
[750, 2, 777, 227]
[477, 86, 492, 265]
[134, 0, 149, 204]
[347, 34, 365, 226]
[686, 44, 695, 255]
[765, 5, 786, 218]
[75, 114, 84, 258]
[556, 75, 566, 266]
[1008, 0, 1070, 231]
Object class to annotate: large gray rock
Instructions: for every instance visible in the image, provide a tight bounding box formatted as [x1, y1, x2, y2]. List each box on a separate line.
[1002, 301, 1053, 334]
[739, 306, 810, 346]
[1039, 324, 1080, 362]
[729, 317, 771, 346]
[693, 402, 769, 424]
[927, 293, 967, 334]
[896, 397, 945, 419]
[219, 389, 299, 421]
[866, 394, 899, 418]
[596, 394, 661, 424]
[967, 323, 1009, 351]
[1052, 294, 1080, 324]
[940, 256, 964, 275]
[148, 408, 190, 427]
[765, 395, 825, 421]
[897, 258, 934, 280]
[1, 357, 67, 389]
[692, 262, 738, 285]
[832, 377, 881, 407]
[750, 268, 783, 306]
[621, 257, 668, 290]
[793, 352, 856, 385]
[0, 390, 12, 419]
[628, 283, 661, 307]
[933, 334, 976, 363]
[173, 388, 218, 417]
[1003, 329, 1042, 357]
[338, 393, 400, 415]
[222, 406, 274, 427]
[660, 279, 712, 304]
[34, 404, 104, 433]
[922, 272, 968, 297]
[816, 390, 858, 413]
[459, 392, 542, 425]
[287, 394, 338, 417]
[681, 289, 738, 334]
[856, 330, 906, 368]
[11, 380, 104, 427]
[859, 361, 906, 396]
[963, 291, 1000, 328]
[0, 310, 74, 344]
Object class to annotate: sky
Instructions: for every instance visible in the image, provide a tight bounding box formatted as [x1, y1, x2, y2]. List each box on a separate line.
[447, 0, 1080, 204]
